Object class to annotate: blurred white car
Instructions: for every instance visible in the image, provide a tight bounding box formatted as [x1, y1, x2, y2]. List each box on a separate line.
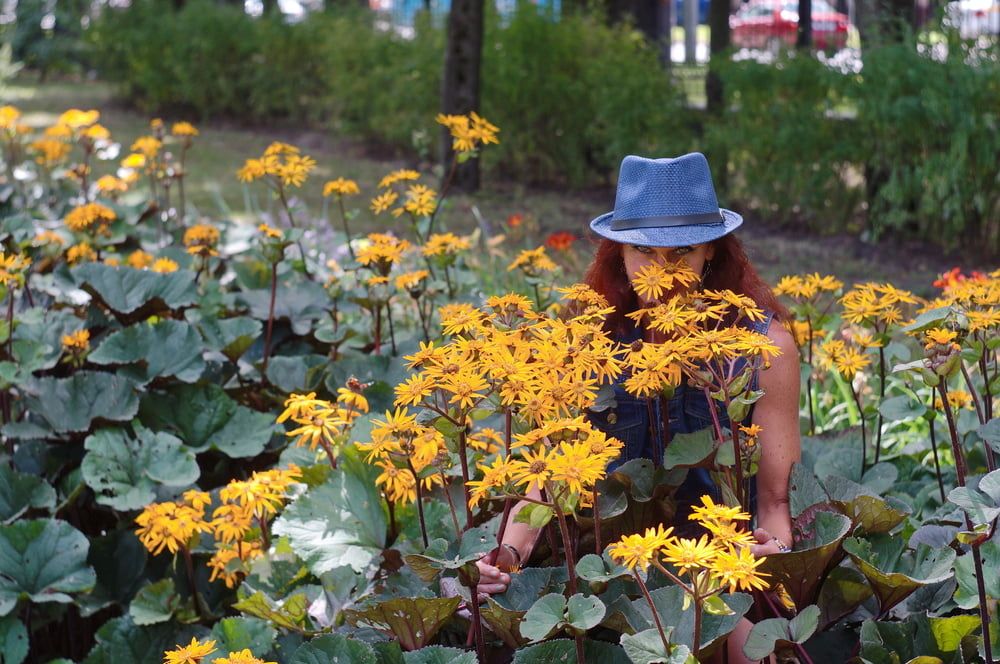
[944, 0, 1000, 38]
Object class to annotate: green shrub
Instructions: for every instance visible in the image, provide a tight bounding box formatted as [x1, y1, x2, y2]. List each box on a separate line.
[707, 54, 861, 231]
[847, 38, 1000, 252]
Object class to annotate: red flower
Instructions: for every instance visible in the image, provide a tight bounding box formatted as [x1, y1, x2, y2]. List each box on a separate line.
[506, 213, 524, 228]
[545, 231, 575, 251]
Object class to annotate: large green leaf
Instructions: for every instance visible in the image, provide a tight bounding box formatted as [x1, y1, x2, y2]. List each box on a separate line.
[191, 314, 262, 360]
[128, 578, 185, 626]
[24, 371, 139, 433]
[232, 589, 311, 633]
[842, 536, 955, 615]
[272, 467, 387, 575]
[0, 614, 28, 664]
[824, 476, 911, 535]
[858, 614, 981, 664]
[266, 354, 330, 394]
[0, 518, 96, 616]
[82, 427, 199, 511]
[492, 566, 569, 612]
[89, 319, 205, 384]
[83, 615, 199, 664]
[788, 463, 830, 519]
[344, 597, 460, 650]
[403, 524, 495, 582]
[72, 263, 198, 316]
[513, 638, 631, 664]
[139, 384, 275, 458]
[662, 429, 716, 470]
[947, 469, 1000, 526]
[289, 634, 378, 664]
[238, 281, 329, 332]
[816, 565, 873, 630]
[205, 617, 277, 663]
[402, 646, 477, 664]
[520, 593, 567, 642]
[759, 511, 852, 611]
[11, 307, 85, 371]
[480, 597, 529, 649]
[0, 465, 56, 524]
[743, 604, 820, 661]
[620, 585, 752, 652]
[953, 541, 1000, 610]
[621, 628, 697, 664]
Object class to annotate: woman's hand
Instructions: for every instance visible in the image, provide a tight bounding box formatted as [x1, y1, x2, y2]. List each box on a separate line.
[750, 527, 791, 557]
[474, 559, 511, 600]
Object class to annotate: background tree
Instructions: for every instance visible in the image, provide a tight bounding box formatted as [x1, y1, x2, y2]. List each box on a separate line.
[705, 0, 730, 190]
[797, 0, 813, 47]
[441, 0, 485, 191]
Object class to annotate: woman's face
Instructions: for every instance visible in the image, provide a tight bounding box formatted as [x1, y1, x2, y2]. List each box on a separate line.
[621, 242, 715, 305]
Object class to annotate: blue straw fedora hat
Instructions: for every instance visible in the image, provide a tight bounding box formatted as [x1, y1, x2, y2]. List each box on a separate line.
[590, 153, 742, 247]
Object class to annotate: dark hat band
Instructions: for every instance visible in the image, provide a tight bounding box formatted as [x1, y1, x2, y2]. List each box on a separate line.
[609, 211, 724, 231]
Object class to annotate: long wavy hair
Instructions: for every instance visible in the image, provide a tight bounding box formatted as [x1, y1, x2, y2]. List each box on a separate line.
[583, 235, 790, 337]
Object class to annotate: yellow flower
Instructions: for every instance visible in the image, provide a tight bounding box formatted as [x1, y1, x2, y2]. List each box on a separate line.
[171, 121, 199, 137]
[61, 329, 90, 353]
[394, 269, 430, 292]
[57, 108, 100, 129]
[547, 441, 608, 495]
[0, 105, 20, 130]
[33, 231, 65, 248]
[66, 243, 97, 265]
[710, 545, 770, 593]
[661, 535, 721, 575]
[934, 390, 974, 411]
[608, 525, 674, 572]
[95, 175, 129, 194]
[127, 250, 154, 270]
[44, 123, 73, 139]
[422, 232, 471, 257]
[219, 466, 302, 519]
[122, 153, 147, 169]
[210, 502, 254, 544]
[833, 347, 870, 379]
[82, 124, 111, 141]
[510, 447, 554, 492]
[215, 649, 276, 664]
[258, 223, 283, 240]
[323, 177, 360, 197]
[370, 190, 399, 214]
[163, 637, 216, 664]
[183, 224, 221, 256]
[237, 158, 266, 182]
[631, 261, 699, 301]
[688, 494, 751, 527]
[924, 328, 958, 349]
[377, 169, 420, 189]
[134, 500, 213, 556]
[507, 246, 557, 275]
[29, 138, 72, 166]
[130, 135, 162, 158]
[0, 252, 32, 288]
[65, 203, 116, 233]
[402, 184, 437, 217]
[151, 258, 179, 274]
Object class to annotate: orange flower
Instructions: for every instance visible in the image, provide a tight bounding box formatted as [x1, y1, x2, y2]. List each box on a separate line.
[506, 213, 524, 228]
[545, 231, 575, 251]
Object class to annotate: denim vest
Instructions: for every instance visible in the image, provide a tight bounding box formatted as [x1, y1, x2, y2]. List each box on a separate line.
[587, 310, 775, 520]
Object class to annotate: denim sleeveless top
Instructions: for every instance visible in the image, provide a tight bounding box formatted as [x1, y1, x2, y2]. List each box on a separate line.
[587, 310, 775, 520]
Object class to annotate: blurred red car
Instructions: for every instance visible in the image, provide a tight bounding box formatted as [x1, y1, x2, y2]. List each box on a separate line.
[730, 0, 851, 52]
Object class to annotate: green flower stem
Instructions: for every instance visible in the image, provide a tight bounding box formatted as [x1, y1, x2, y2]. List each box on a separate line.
[181, 546, 209, 621]
[634, 572, 671, 655]
[337, 196, 355, 260]
[927, 394, 946, 504]
[406, 459, 429, 548]
[938, 380, 993, 664]
[457, 425, 474, 529]
[959, 361, 993, 472]
[849, 381, 867, 477]
[874, 345, 886, 464]
[262, 261, 278, 374]
[439, 470, 462, 537]
[385, 299, 397, 356]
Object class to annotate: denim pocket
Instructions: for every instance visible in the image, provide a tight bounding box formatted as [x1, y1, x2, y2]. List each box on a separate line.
[589, 385, 649, 470]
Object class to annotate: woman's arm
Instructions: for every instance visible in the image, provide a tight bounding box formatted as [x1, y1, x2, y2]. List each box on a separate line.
[475, 486, 544, 596]
[749, 319, 801, 555]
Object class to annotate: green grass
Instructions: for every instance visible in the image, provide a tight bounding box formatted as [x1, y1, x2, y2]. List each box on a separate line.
[6, 76, 972, 298]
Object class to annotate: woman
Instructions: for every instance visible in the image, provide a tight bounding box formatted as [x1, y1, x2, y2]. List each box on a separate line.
[476, 153, 802, 663]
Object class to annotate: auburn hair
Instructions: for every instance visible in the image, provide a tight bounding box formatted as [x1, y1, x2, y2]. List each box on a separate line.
[583, 235, 791, 337]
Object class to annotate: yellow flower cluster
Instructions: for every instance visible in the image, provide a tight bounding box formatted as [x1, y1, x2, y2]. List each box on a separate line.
[237, 142, 316, 189]
[183, 224, 221, 257]
[0, 252, 31, 288]
[61, 329, 90, 353]
[421, 232, 471, 258]
[164, 638, 275, 664]
[395, 269, 430, 293]
[925, 269, 1000, 334]
[172, 121, 199, 137]
[622, 289, 778, 397]
[934, 389, 974, 411]
[436, 111, 500, 153]
[840, 282, 919, 330]
[818, 338, 871, 379]
[66, 242, 97, 265]
[135, 468, 301, 589]
[609, 495, 768, 593]
[507, 246, 558, 276]
[0, 105, 27, 134]
[631, 260, 700, 302]
[130, 135, 162, 159]
[774, 273, 843, 300]
[276, 387, 370, 457]
[65, 202, 116, 234]
[356, 408, 448, 504]
[29, 137, 72, 167]
[323, 177, 360, 197]
[355, 233, 411, 276]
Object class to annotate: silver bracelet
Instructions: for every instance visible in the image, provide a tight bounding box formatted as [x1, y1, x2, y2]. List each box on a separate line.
[772, 537, 791, 553]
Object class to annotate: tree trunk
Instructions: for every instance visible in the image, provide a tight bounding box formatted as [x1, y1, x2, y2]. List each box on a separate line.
[441, 0, 485, 192]
[857, 0, 913, 50]
[706, 0, 729, 191]
[796, 0, 812, 47]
